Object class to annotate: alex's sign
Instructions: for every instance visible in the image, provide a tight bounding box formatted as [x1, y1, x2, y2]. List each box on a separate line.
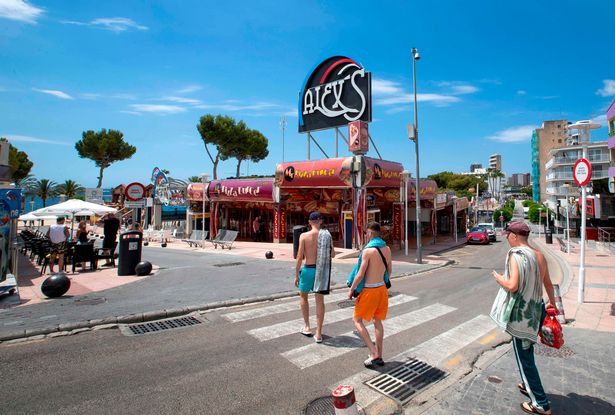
[299, 56, 372, 133]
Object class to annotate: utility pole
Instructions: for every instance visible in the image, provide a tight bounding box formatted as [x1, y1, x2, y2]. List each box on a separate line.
[411, 47, 422, 264]
[280, 116, 287, 163]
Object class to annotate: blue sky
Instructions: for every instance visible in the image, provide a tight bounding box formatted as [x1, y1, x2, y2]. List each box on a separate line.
[1, 0, 614, 187]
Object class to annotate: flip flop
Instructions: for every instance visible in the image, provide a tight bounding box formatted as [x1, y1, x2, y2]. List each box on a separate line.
[314, 336, 323, 344]
[300, 329, 313, 337]
[363, 356, 385, 367]
[517, 383, 529, 397]
[520, 402, 551, 414]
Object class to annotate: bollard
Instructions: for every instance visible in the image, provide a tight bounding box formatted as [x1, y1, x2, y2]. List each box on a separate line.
[332, 385, 359, 415]
[552, 284, 566, 324]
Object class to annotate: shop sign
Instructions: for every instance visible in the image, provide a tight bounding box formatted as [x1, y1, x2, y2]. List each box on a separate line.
[299, 56, 372, 133]
[0, 188, 21, 219]
[407, 180, 438, 200]
[364, 158, 403, 188]
[348, 121, 369, 154]
[85, 188, 103, 204]
[208, 179, 273, 203]
[273, 205, 287, 241]
[277, 158, 351, 188]
[393, 204, 402, 240]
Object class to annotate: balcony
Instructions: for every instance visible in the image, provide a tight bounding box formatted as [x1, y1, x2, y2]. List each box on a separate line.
[546, 172, 573, 182]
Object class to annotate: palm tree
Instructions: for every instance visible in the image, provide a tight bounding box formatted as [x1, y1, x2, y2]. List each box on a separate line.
[187, 176, 202, 183]
[55, 179, 84, 199]
[34, 179, 57, 207]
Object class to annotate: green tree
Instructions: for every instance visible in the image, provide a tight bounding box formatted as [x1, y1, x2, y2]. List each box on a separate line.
[229, 127, 269, 177]
[520, 185, 532, 197]
[75, 129, 137, 188]
[197, 114, 242, 180]
[34, 179, 57, 207]
[493, 207, 513, 224]
[55, 179, 84, 199]
[187, 176, 202, 183]
[0, 138, 34, 182]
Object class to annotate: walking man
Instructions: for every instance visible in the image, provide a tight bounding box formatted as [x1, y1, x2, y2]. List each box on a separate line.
[46, 216, 70, 274]
[491, 221, 553, 414]
[348, 222, 392, 367]
[294, 212, 335, 343]
[252, 216, 261, 242]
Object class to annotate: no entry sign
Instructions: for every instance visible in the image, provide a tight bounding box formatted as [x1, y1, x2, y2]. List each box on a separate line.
[573, 158, 592, 187]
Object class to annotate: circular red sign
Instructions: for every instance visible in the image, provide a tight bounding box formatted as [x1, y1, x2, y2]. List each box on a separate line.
[573, 158, 592, 187]
[124, 182, 146, 201]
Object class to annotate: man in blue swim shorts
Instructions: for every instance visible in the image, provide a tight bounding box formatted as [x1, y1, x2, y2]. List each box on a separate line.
[294, 212, 335, 343]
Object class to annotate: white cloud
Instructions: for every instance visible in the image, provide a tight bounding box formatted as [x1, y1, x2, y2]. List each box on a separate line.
[436, 81, 479, 95]
[161, 96, 202, 105]
[590, 114, 607, 125]
[130, 104, 185, 114]
[62, 17, 148, 33]
[284, 109, 298, 117]
[487, 125, 536, 143]
[119, 110, 142, 116]
[372, 78, 469, 107]
[376, 93, 460, 106]
[596, 80, 615, 97]
[0, 0, 43, 23]
[32, 87, 74, 100]
[516, 90, 527, 96]
[2, 134, 70, 146]
[176, 85, 202, 94]
[195, 102, 279, 112]
[372, 79, 404, 96]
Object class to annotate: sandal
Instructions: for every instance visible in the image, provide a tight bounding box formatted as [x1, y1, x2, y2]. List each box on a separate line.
[314, 336, 323, 344]
[300, 329, 313, 337]
[363, 356, 385, 367]
[517, 383, 529, 397]
[520, 401, 551, 414]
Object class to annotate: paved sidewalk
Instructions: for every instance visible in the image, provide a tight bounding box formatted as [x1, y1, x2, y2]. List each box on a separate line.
[427, 328, 615, 414]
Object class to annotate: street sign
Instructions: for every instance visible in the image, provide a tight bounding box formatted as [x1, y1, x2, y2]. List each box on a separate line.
[573, 158, 592, 187]
[124, 200, 146, 208]
[85, 188, 104, 204]
[125, 182, 146, 201]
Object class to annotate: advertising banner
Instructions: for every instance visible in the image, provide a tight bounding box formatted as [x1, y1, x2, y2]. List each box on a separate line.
[276, 158, 352, 188]
[393, 203, 402, 241]
[0, 188, 21, 281]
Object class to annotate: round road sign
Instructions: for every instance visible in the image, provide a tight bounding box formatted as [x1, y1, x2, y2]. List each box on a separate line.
[573, 158, 592, 187]
[124, 182, 146, 201]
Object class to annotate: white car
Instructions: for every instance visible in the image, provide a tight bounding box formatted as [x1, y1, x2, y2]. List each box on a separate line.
[477, 223, 496, 241]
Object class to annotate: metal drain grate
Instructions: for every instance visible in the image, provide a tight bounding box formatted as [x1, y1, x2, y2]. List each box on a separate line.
[213, 262, 245, 267]
[304, 396, 364, 415]
[125, 316, 203, 336]
[366, 357, 447, 405]
[534, 344, 575, 358]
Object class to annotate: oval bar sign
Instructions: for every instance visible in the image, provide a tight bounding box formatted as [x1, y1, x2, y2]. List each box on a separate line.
[573, 158, 592, 187]
[298, 56, 372, 133]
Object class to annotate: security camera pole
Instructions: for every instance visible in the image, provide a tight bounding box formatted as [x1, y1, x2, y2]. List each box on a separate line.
[411, 47, 422, 264]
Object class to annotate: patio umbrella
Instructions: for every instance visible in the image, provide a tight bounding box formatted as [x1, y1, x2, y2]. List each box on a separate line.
[18, 212, 58, 221]
[34, 199, 117, 239]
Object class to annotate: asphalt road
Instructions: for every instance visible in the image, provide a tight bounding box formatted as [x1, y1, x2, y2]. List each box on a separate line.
[0, 248, 433, 338]
[1, 240, 512, 414]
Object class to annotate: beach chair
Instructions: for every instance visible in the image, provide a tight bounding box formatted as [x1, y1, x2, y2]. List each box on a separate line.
[213, 230, 239, 250]
[182, 230, 207, 247]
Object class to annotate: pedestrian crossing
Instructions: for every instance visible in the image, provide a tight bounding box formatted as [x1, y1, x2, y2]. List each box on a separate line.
[219, 290, 497, 408]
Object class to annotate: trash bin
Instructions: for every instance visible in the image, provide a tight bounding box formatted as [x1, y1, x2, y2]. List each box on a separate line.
[293, 225, 308, 259]
[118, 231, 143, 276]
[545, 229, 553, 244]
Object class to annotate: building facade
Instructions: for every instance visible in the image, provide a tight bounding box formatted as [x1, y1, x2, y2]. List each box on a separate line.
[488, 154, 502, 171]
[544, 141, 611, 210]
[531, 120, 569, 202]
[509, 173, 531, 187]
[470, 163, 483, 172]
[608, 99, 615, 193]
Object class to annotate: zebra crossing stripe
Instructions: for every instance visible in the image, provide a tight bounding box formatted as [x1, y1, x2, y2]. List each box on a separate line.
[248, 294, 417, 342]
[222, 292, 348, 323]
[333, 315, 496, 409]
[282, 303, 455, 370]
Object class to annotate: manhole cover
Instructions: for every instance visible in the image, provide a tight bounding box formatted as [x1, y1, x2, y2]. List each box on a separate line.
[304, 396, 364, 415]
[74, 297, 106, 306]
[487, 375, 503, 384]
[534, 344, 575, 358]
[213, 262, 245, 267]
[366, 357, 447, 405]
[122, 315, 204, 336]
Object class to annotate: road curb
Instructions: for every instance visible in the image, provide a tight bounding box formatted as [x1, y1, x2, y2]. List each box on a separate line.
[531, 236, 574, 296]
[0, 261, 454, 343]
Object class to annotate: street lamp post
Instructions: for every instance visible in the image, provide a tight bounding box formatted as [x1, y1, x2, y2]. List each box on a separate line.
[411, 47, 422, 264]
[562, 183, 571, 255]
[201, 173, 209, 247]
[401, 170, 410, 256]
[538, 208, 542, 238]
[280, 116, 287, 163]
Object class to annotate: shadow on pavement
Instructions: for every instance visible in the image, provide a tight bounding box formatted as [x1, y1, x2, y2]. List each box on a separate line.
[549, 392, 615, 414]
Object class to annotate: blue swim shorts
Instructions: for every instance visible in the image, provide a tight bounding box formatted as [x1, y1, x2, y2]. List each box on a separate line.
[299, 265, 316, 293]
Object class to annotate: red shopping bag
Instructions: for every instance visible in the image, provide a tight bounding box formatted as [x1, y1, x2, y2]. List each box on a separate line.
[539, 306, 564, 349]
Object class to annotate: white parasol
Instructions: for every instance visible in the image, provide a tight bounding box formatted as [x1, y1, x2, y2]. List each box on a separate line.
[34, 199, 117, 239]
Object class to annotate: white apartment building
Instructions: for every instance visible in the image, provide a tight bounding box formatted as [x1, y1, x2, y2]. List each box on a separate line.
[544, 141, 610, 210]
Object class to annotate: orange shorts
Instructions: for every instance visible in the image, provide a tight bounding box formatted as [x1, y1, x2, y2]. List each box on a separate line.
[354, 285, 388, 321]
